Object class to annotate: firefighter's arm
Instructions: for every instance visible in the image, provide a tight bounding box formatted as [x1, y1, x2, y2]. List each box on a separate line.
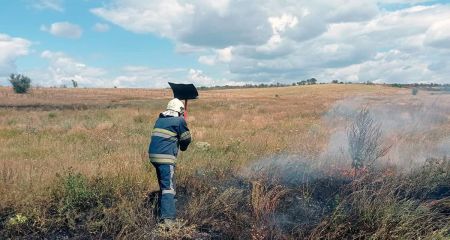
[179, 118, 191, 151]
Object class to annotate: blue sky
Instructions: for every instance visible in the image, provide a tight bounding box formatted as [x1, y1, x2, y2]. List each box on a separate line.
[1, 0, 450, 87]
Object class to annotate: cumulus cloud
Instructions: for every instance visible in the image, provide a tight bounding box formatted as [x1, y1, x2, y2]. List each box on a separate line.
[198, 47, 232, 65]
[317, 50, 442, 84]
[29, 51, 237, 88]
[0, 34, 31, 80]
[90, 0, 450, 84]
[91, 1, 195, 37]
[5, 0, 442, 88]
[112, 66, 186, 88]
[227, 3, 450, 84]
[41, 22, 83, 39]
[31, 50, 106, 87]
[93, 23, 110, 32]
[424, 19, 450, 49]
[91, 0, 272, 48]
[188, 68, 247, 86]
[114, 66, 245, 87]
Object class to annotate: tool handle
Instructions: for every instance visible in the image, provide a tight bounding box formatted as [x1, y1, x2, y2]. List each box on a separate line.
[184, 99, 188, 120]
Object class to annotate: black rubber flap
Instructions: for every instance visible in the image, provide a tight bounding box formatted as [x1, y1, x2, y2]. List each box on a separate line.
[168, 82, 199, 100]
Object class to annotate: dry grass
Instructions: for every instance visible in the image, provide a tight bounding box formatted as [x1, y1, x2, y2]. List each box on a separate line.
[0, 84, 449, 239]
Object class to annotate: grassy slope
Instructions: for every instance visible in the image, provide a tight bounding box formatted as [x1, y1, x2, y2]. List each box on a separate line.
[0, 85, 448, 239]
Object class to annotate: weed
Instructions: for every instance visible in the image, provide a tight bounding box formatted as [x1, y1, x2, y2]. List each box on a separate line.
[347, 108, 390, 170]
[48, 112, 57, 119]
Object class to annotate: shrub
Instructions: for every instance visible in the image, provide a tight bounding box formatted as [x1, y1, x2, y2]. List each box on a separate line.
[58, 172, 98, 211]
[71, 79, 78, 88]
[412, 87, 419, 95]
[9, 74, 31, 94]
[391, 83, 403, 88]
[347, 108, 390, 169]
[48, 112, 57, 119]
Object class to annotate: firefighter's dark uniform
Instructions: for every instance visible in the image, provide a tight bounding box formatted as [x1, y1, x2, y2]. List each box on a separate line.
[148, 113, 191, 220]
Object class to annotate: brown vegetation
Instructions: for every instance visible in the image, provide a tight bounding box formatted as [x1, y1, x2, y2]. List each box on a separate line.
[0, 85, 449, 239]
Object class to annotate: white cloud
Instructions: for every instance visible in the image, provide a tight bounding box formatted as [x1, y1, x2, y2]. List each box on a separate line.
[188, 68, 246, 86]
[31, 0, 64, 12]
[114, 66, 243, 88]
[0, 34, 31, 79]
[29, 51, 231, 88]
[91, 0, 195, 37]
[227, 3, 450, 84]
[198, 47, 233, 65]
[198, 56, 216, 66]
[91, 0, 272, 48]
[32, 50, 106, 87]
[41, 22, 83, 39]
[424, 19, 450, 49]
[188, 69, 214, 85]
[112, 65, 186, 88]
[93, 23, 110, 33]
[90, 1, 450, 84]
[318, 50, 443, 84]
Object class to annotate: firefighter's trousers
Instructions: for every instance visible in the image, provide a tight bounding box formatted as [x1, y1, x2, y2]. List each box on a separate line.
[152, 163, 176, 220]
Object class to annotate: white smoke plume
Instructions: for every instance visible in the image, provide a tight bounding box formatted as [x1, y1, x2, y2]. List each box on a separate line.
[244, 91, 450, 182]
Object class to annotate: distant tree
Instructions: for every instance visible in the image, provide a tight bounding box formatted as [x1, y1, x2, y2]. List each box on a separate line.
[9, 73, 31, 94]
[332, 80, 339, 84]
[71, 79, 78, 88]
[306, 78, 317, 85]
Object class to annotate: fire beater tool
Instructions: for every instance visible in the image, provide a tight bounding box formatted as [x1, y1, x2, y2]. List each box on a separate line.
[168, 82, 198, 120]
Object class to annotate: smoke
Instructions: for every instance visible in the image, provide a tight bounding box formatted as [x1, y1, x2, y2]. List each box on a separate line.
[322, 94, 450, 169]
[241, 154, 324, 185]
[244, 92, 450, 182]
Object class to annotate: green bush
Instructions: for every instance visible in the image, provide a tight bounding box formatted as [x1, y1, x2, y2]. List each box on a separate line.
[9, 74, 31, 94]
[48, 112, 57, 119]
[59, 172, 98, 211]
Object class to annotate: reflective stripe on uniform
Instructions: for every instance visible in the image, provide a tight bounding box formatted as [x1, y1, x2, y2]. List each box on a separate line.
[150, 154, 176, 159]
[152, 132, 177, 141]
[169, 165, 174, 190]
[150, 158, 176, 164]
[162, 189, 176, 195]
[152, 128, 177, 137]
[180, 131, 191, 140]
[161, 165, 175, 195]
[150, 153, 177, 164]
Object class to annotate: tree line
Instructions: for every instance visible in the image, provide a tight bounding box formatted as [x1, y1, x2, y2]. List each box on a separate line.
[4, 73, 449, 94]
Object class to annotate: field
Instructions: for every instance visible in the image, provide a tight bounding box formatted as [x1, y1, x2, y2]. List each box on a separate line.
[0, 85, 449, 239]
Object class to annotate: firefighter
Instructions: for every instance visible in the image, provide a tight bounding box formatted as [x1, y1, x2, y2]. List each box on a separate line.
[148, 98, 191, 224]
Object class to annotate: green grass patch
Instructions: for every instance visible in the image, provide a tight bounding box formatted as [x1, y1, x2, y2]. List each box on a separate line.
[0, 129, 22, 138]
